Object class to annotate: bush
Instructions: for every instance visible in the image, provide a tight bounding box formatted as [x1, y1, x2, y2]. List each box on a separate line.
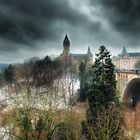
[82, 105, 125, 140]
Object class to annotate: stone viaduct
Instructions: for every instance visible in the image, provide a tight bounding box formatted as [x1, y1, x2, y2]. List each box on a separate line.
[115, 69, 140, 99]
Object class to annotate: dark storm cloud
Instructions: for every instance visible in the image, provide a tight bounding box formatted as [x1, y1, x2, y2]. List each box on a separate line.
[0, 0, 64, 44]
[0, 0, 106, 63]
[91, 0, 140, 45]
[0, 0, 100, 49]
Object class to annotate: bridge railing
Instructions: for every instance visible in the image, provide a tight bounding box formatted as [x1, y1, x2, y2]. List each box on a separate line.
[115, 69, 140, 75]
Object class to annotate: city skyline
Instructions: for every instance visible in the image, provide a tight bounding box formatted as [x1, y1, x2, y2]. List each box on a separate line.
[0, 0, 140, 63]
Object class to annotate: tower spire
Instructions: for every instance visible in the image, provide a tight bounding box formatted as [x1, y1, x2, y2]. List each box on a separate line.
[63, 34, 70, 44]
[87, 46, 92, 56]
[121, 46, 128, 57]
[63, 34, 70, 56]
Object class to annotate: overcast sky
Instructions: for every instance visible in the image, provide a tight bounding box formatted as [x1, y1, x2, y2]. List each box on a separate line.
[0, 0, 140, 63]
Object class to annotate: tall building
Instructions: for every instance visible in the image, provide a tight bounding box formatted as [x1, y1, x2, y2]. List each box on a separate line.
[63, 34, 70, 56]
[112, 47, 140, 70]
[61, 34, 93, 66]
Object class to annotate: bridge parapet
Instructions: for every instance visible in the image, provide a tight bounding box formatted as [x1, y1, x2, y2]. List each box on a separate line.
[115, 69, 140, 75]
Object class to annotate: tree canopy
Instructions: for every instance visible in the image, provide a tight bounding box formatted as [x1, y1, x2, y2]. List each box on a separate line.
[88, 46, 117, 111]
[82, 46, 121, 139]
[4, 64, 15, 83]
[78, 61, 89, 102]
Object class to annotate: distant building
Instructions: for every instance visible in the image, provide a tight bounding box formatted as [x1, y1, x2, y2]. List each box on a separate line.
[60, 34, 93, 67]
[112, 47, 140, 70]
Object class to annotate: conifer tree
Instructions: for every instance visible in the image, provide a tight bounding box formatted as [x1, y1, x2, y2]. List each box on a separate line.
[4, 64, 15, 83]
[82, 46, 123, 139]
[87, 45, 116, 112]
[78, 61, 87, 101]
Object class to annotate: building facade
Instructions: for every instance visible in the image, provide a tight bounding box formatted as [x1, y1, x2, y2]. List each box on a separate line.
[60, 34, 93, 66]
[112, 47, 140, 70]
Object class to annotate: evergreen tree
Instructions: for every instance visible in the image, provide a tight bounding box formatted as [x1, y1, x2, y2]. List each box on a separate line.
[79, 61, 86, 74]
[78, 61, 89, 102]
[82, 46, 123, 139]
[4, 64, 14, 83]
[88, 45, 116, 112]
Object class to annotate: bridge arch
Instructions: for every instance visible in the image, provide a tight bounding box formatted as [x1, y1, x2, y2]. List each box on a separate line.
[122, 78, 140, 104]
[121, 74, 139, 98]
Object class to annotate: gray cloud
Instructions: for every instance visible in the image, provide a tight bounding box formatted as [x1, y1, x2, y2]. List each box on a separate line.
[90, 0, 140, 46]
[0, 0, 102, 54]
[0, 0, 77, 44]
[1, 0, 140, 63]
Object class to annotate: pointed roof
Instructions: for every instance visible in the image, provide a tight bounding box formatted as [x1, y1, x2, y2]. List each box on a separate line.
[63, 34, 70, 43]
[87, 46, 91, 52]
[119, 47, 140, 58]
[121, 46, 129, 57]
[121, 46, 127, 54]
[87, 46, 93, 56]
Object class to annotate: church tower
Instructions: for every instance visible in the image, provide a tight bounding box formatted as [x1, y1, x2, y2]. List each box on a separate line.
[63, 34, 70, 56]
[87, 46, 92, 57]
[87, 46, 93, 63]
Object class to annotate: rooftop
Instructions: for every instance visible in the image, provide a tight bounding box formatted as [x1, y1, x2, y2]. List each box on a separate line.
[70, 53, 88, 60]
[63, 34, 70, 43]
[128, 52, 140, 57]
[120, 47, 140, 58]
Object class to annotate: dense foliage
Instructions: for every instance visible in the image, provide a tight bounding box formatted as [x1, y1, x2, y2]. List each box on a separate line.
[88, 46, 116, 111]
[4, 64, 15, 83]
[78, 61, 89, 102]
[32, 56, 63, 87]
[82, 46, 123, 140]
